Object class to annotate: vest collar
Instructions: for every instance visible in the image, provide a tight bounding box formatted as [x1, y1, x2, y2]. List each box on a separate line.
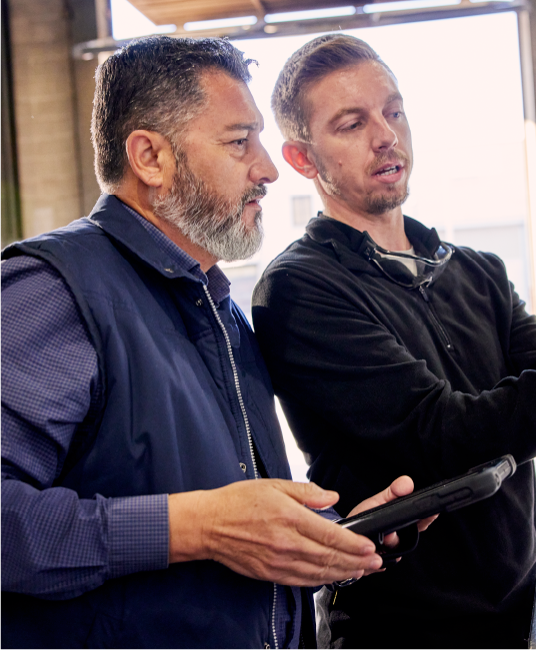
[88, 194, 202, 283]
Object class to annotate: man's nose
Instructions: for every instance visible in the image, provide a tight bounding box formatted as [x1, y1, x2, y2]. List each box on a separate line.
[371, 117, 398, 152]
[251, 146, 279, 185]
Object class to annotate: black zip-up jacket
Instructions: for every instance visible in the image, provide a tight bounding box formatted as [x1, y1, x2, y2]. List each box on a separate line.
[252, 215, 536, 647]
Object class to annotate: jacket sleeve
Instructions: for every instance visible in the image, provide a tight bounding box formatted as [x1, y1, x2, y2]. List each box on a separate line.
[252, 259, 536, 503]
[1, 257, 168, 600]
[509, 281, 536, 373]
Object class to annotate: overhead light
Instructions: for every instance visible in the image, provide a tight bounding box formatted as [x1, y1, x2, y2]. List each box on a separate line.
[265, 6, 356, 23]
[362, 0, 460, 12]
[184, 16, 257, 31]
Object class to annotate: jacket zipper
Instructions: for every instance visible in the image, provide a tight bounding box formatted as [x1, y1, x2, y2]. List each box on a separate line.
[418, 286, 453, 351]
[203, 285, 259, 478]
[202, 286, 279, 649]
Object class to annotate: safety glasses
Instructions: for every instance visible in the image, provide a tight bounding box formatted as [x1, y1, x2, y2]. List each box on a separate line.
[360, 239, 453, 289]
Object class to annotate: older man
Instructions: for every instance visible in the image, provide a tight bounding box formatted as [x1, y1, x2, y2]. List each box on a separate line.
[1, 36, 415, 649]
[253, 34, 536, 648]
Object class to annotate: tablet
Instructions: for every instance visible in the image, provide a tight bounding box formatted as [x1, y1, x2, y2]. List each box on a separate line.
[336, 455, 516, 542]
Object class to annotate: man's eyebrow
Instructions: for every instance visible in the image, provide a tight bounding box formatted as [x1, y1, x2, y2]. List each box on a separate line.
[224, 122, 261, 132]
[329, 107, 365, 125]
[329, 92, 404, 125]
[386, 91, 404, 104]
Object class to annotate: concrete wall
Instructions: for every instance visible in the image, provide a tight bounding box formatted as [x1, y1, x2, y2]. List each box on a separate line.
[7, 0, 100, 238]
[74, 56, 102, 217]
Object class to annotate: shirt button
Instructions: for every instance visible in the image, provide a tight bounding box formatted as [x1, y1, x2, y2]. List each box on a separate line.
[195, 298, 203, 307]
[239, 462, 247, 473]
[264, 644, 270, 649]
[164, 268, 174, 273]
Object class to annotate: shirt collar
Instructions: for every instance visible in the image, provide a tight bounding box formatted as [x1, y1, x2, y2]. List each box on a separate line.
[119, 200, 231, 305]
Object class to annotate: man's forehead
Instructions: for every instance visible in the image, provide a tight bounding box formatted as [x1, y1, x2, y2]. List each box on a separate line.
[198, 70, 263, 130]
[322, 62, 395, 93]
[307, 62, 401, 118]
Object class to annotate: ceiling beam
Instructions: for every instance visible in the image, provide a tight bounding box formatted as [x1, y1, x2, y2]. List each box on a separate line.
[72, 0, 527, 58]
[248, 0, 266, 16]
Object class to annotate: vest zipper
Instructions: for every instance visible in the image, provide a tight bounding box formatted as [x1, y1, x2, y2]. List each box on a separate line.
[203, 285, 259, 479]
[418, 286, 453, 351]
[202, 285, 279, 649]
[271, 583, 279, 649]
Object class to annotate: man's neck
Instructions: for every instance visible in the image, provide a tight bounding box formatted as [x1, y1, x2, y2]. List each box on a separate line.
[321, 198, 410, 251]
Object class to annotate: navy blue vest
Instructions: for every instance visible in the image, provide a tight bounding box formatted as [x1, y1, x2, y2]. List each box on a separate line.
[2, 195, 306, 649]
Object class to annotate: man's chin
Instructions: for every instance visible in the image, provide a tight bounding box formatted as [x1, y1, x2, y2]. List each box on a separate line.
[366, 189, 409, 215]
[204, 220, 264, 263]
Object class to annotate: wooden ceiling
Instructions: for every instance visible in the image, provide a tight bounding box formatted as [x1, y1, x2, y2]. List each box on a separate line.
[127, 0, 380, 28]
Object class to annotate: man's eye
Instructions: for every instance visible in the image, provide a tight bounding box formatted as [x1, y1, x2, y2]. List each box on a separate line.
[342, 121, 361, 131]
[232, 139, 248, 146]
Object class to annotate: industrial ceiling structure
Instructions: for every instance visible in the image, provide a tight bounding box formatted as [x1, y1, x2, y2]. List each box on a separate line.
[78, 0, 525, 56]
[127, 0, 341, 24]
[127, 0, 525, 36]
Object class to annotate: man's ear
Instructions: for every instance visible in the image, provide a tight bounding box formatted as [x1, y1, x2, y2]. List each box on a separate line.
[125, 130, 173, 188]
[282, 141, 318, 179]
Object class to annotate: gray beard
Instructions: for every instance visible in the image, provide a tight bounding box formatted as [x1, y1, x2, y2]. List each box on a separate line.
[153, 152, 265, 262]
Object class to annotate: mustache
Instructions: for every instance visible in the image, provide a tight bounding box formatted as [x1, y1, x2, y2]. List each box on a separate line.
[240, 184, 268, 207]
[367, 150, 410, 175]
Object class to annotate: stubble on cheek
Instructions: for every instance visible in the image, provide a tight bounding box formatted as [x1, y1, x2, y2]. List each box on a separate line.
[312, 152, 344, 198]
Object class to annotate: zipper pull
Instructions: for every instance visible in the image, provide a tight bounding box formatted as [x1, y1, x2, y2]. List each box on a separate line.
[332, 588, 339, 606]
[419, 285, 429, 302]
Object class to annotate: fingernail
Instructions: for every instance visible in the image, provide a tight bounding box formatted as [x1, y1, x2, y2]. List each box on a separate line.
[368, 557, 383, 570]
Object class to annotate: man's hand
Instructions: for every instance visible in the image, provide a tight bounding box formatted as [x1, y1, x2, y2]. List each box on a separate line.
[168, 479, 383, 586]
[346, 475, 438, 560]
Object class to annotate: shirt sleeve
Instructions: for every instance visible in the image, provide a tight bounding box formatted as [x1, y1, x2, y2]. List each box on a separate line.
[1, 256, 169, 600]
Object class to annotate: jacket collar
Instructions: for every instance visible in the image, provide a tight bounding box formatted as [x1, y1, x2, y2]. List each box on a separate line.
[305, 213, 443, 274]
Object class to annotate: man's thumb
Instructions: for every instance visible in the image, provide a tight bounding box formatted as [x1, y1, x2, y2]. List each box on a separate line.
[282, 480, 340, 509]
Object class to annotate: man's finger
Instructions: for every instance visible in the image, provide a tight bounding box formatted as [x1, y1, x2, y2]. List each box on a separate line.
[346, 475, 414, 518]
[272, 478, 341, 510]
[417, 514, 439, 531]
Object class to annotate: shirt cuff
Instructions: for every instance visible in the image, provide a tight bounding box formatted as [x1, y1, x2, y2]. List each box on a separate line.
[108, 494, 169, 578]
[311, 505, 341, 522]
